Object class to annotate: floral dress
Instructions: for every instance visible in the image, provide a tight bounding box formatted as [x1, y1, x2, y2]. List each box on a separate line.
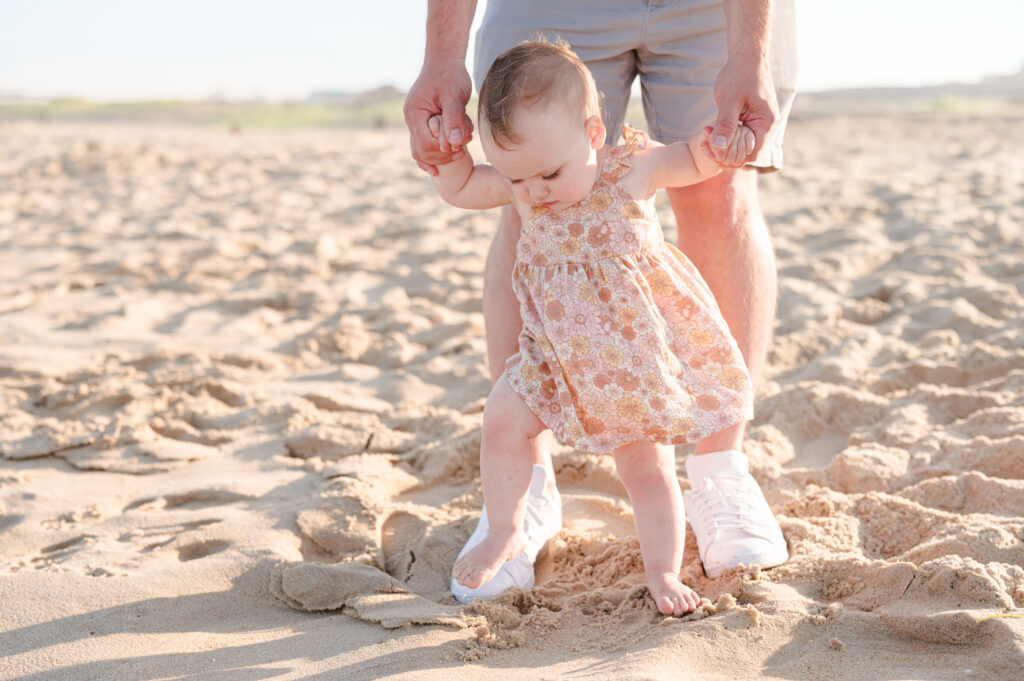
[504, 126, 754, 453]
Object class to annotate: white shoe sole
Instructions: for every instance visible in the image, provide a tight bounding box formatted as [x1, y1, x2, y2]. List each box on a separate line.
[700, 544, 789, 579]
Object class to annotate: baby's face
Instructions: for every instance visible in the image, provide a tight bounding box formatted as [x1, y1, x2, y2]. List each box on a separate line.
[481, 104, 604, 211]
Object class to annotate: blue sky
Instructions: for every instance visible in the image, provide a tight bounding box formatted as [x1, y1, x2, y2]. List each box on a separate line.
[1, 0, 1021, 101]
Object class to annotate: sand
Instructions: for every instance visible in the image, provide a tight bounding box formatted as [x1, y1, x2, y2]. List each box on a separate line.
[1, 108, 1022, 680]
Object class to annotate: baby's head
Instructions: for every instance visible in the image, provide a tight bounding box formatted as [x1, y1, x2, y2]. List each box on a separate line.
[478, 40, 607, 209]
[479, 39, 602, 148]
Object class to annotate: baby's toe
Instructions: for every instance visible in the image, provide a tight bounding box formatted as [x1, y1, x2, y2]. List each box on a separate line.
[468, 569, 488, 588]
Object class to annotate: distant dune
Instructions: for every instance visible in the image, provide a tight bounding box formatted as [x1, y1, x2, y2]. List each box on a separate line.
[795, 70, 1024, 115]
[808, 69, 1024, 101]
[2, 70, 1022, 127]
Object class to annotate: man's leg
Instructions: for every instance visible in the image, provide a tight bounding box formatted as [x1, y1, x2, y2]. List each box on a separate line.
[665, 168, 776, 456]
[482, 206, 523, 386]
[482, 206, 557, 490]
[667, 167, 788, 578]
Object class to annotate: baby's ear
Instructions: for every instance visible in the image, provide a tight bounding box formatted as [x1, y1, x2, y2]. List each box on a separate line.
[586, 115, 606, 149]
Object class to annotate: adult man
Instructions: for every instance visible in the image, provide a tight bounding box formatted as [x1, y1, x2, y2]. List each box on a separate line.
[404, 0, 795, 593]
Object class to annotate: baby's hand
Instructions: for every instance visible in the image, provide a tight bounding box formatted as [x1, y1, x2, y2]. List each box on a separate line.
[429, 114, 471, 163]
[428, 114, 443, 140]
[700, 124, 755, 168]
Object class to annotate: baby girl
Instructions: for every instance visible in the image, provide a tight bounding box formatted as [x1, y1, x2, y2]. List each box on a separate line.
[428, 39, 775, 616]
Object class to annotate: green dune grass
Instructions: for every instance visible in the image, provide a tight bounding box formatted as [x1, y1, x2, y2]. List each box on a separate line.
[0, 98, 410, 129]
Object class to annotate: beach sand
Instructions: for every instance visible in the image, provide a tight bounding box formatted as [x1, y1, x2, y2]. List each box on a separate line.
[1, 108, 1022, 680]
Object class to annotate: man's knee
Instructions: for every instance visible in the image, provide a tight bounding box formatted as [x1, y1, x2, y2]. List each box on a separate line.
[483, 206, 528, 385]
[495, 206, 523, 250]
[484, 206, 523, 281]
[666, 168, 761, 235]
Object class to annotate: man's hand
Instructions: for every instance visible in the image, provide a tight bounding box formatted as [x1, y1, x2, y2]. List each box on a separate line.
[427, 114, 457, 153]
[708, 57, 778, 167]
[403, 58, 475, 176]
[699, 124, 755, 172]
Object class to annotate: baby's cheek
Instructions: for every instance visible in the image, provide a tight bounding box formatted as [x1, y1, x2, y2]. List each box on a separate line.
[561, 175, 584, 201]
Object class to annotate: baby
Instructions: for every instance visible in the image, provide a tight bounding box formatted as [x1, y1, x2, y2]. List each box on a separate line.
[429, 40, 756, 617]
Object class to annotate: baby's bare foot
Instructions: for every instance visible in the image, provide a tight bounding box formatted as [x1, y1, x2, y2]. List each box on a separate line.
[453, 529, 528, 589]
[646, 571, 700, 617]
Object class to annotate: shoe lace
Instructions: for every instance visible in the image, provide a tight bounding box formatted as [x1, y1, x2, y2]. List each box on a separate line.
[690, 475, 766, 533]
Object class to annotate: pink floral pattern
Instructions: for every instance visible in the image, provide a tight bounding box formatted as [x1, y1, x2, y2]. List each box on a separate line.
[505, 126, 754, 453]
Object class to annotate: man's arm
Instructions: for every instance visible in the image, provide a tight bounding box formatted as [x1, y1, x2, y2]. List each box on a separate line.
[725, 0, 772, 64]
[403, 0, 478, 175]
[709, 0, 778, 166]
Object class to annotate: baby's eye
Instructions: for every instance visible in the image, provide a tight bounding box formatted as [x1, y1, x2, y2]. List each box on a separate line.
[543, 170, 560, 180]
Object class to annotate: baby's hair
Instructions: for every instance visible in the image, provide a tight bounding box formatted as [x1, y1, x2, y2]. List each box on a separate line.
[479, 37, 602, 149]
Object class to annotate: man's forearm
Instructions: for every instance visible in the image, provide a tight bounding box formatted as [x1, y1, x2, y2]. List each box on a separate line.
[425, 0, 478, 63]
[723, 0, 773, 63]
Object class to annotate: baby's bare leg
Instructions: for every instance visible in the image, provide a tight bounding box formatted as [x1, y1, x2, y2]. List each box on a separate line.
[613, 441, 700, 616]
[483, 207, 559, 487]
[452, 372, 547, 589]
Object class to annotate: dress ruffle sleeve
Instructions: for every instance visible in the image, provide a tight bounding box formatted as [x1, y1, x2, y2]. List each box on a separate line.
[600, 124, 649, 183]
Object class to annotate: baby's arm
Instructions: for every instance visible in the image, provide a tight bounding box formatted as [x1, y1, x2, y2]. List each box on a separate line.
[639, 125, 755, 192]
[428, 116, 512, 210]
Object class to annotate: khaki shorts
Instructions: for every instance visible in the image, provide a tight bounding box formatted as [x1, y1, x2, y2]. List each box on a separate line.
[473, 0, 797, 171]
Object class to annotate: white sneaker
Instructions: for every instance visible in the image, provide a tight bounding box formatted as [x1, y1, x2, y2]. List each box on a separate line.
[683, 450, 788, 579]
[450, 465, 562, 604]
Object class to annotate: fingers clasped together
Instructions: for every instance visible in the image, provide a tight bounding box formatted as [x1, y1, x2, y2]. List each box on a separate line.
[402, 59, 475, 175]
[700, 123, 756, 168]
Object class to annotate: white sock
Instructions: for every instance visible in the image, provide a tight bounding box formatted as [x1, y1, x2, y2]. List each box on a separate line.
[685, 449, 749, 483]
